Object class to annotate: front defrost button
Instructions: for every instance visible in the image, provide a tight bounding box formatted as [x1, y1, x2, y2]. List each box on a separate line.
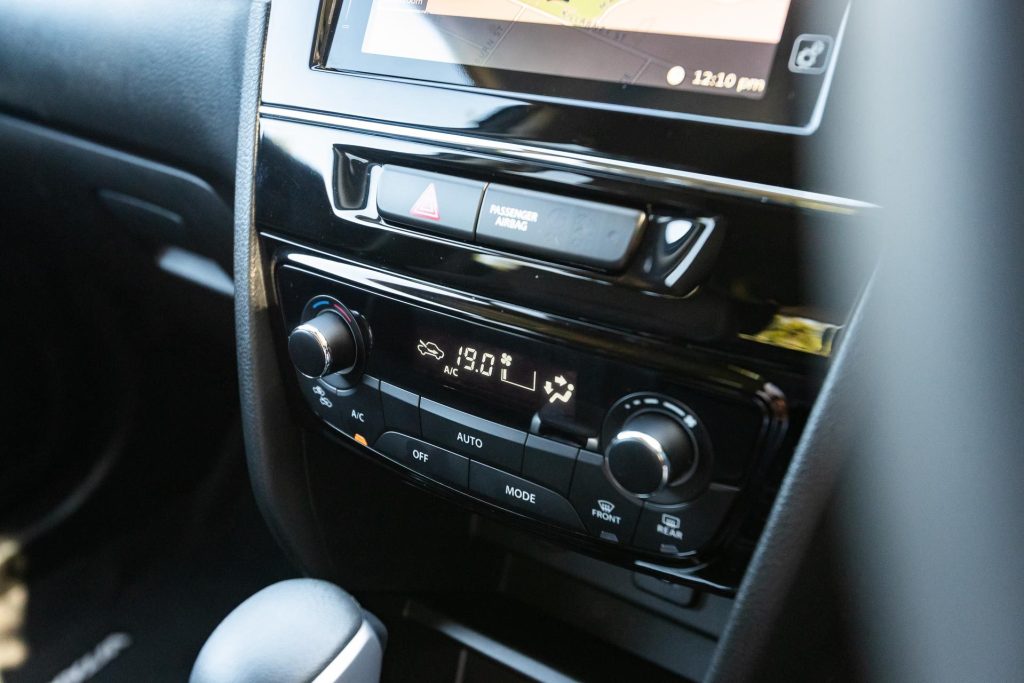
[568, 450, 642, 543]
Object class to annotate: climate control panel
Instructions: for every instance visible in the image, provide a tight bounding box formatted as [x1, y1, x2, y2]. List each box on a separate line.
[276, 258, 786, 567]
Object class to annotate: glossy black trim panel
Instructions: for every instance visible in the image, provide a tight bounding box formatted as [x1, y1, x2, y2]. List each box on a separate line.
[255, 117, 875, 362]
[260, 105, 875, 214]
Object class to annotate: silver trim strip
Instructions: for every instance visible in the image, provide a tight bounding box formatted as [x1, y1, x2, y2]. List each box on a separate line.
[156, 247, 234, 297]
[291, 323, 333, 378]
[610, 430, 671, 497]
[259, 104, 875, 214]
[312, 621, 383, 683]
[405, 602, 579, 683]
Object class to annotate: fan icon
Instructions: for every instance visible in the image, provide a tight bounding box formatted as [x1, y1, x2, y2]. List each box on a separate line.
[500, 353, 512, 367]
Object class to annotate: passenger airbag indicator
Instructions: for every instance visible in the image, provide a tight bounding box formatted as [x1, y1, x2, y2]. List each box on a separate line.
[476, 185, 644, 270]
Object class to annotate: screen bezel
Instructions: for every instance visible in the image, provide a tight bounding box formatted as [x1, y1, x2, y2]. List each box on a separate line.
[315, 0, 850, 135]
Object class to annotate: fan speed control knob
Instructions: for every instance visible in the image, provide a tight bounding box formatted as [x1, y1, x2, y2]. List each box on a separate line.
[287, 311, 358, 379]
[604, 412, 698, 498]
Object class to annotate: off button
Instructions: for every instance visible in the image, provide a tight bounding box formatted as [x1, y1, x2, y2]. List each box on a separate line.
[375, 432, 470, 489]
[475, 185, 645, 270]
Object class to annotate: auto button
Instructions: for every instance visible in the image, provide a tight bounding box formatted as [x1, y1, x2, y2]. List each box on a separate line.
[420, 399, 526, 472]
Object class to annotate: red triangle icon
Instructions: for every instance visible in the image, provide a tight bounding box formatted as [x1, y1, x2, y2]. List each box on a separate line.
[409, 183, 441, 221]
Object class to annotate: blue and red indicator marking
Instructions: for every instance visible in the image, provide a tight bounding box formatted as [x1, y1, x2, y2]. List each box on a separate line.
[311, 298, 352, 323]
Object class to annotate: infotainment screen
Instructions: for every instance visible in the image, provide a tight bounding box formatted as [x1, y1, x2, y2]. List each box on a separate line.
[324, 0, 848, 132]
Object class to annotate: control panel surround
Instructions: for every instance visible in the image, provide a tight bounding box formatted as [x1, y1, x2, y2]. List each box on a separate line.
[272, 247, 789, 588]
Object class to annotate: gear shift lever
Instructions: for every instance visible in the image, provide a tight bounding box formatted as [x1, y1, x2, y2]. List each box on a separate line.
[190, 579, 384, 683]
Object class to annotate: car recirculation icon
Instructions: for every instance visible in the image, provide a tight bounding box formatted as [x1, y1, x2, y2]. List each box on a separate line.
[417, 340, 445, 361]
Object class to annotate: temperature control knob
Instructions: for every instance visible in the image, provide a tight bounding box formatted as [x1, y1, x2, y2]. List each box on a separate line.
[604, 412, 698, 498]
[288, 311, 358, 379]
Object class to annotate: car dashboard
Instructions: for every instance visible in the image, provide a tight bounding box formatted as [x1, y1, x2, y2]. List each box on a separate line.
[239, 0, 875, 678]
[0, 0, 887, 680]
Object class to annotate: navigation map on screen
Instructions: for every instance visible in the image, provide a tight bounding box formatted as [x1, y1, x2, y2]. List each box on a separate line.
[358, 0, 793, 99]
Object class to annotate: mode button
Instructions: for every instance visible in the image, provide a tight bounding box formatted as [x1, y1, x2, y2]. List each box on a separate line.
[469, 461, 584, 531]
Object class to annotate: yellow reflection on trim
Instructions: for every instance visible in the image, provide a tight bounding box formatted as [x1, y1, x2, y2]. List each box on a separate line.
[0, 538, 28, 674]
[741, 315, 840, 357]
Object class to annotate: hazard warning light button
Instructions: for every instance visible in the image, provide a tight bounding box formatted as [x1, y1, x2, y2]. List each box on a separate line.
[377, 165, 485, 239]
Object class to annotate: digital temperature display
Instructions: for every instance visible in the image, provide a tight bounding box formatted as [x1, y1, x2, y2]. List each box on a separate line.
[413, 330, 578, 412]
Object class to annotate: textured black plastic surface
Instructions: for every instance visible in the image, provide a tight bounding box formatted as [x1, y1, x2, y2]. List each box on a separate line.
[0, 114, 234, 262]
[233, 0, 331, 576]
[705, 278, 871, 682]
[0, 0, 251, 191]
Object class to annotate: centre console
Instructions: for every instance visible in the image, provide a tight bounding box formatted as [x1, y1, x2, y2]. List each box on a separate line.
[247, 0, 872, 600]
[279, 250, 783, 569]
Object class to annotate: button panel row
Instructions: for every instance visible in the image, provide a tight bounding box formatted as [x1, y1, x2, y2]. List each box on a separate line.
[296, 372, 736, 557]
[376, 165, 645, 271]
